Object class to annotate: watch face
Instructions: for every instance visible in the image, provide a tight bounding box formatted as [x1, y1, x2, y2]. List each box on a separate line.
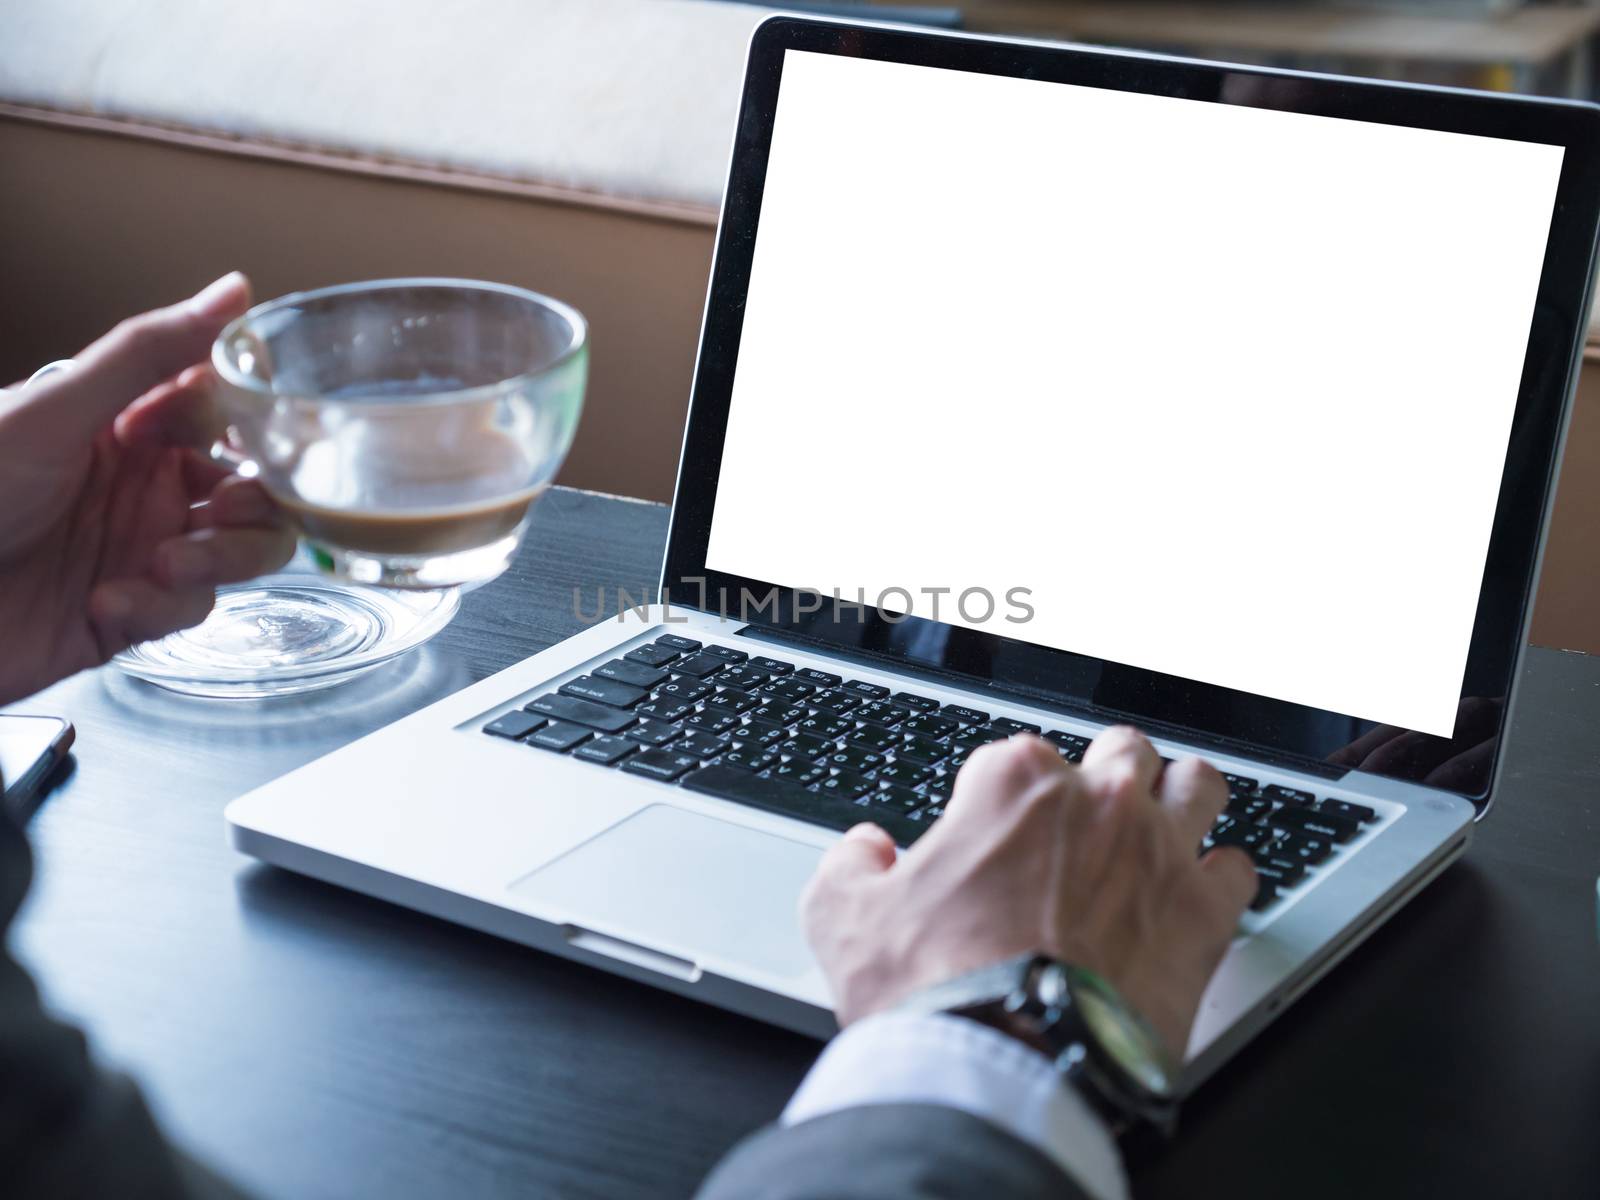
[1068, 968, 1179, 1098]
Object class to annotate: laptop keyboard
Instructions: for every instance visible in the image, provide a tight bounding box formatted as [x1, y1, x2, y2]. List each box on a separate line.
[483, 635, 1381, 914]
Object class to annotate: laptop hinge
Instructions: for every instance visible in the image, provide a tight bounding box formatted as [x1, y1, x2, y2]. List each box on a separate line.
[734, 623, 1348, 782]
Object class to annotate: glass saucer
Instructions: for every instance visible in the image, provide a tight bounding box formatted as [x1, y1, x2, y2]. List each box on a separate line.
[112, 572, 460, 699]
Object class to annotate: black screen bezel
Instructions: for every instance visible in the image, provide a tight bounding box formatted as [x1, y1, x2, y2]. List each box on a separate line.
[662, 16, 1600, 808]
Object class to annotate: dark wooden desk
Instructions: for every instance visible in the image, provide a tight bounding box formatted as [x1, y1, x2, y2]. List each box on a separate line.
[9, 486, 1600, 1198]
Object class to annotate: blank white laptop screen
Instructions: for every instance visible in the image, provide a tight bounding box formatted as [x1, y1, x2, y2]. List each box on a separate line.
[704, 50, 1565, 737]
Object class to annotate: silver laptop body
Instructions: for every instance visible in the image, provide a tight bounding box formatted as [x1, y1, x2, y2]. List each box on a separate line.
[227, 18, 1600, 1088]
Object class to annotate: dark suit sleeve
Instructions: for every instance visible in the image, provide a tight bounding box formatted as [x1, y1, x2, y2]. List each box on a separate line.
[696, 1103, 1090, 1200]
[0, 811, 244, 1198]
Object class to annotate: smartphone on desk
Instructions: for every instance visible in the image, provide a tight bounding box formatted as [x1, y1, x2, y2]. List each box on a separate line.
[0, 715, 74, 823]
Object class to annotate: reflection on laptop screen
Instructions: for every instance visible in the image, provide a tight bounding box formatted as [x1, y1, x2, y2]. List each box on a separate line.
[704, 50, 1565, 738]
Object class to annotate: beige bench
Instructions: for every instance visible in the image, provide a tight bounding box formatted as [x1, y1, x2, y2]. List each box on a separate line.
[0, 0, 766, 503]
[5, 0, 1598, 650]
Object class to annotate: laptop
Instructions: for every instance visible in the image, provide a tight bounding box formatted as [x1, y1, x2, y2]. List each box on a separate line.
[226, 17, 1600, 1084]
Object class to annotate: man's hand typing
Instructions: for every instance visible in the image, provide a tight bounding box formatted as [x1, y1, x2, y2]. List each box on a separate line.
[801, 727, 1258, 1057]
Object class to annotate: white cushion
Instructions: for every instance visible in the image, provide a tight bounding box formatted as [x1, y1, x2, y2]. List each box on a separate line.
[8, 1, 1598, 342]
[0, 0, 770, 209]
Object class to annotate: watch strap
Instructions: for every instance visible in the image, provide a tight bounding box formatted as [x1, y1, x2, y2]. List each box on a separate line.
[895, 954, 1181, 1140]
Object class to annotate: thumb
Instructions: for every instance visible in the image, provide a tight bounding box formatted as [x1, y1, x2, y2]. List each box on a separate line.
[812, 822, 897, 890]
[800, 822, 897, 935]
[1199, 845, 1259, 920]
[9, 272, 252, 447]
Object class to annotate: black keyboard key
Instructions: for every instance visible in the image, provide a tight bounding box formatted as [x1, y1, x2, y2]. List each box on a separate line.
[655, 634, 702, 652]
[682, 764, 924, 845]
[883, 700, 934, 720]
[795, 667, 842, 688]
[823, 746, 886, 773]
[677, 732, 732, 758]
[702, 645, 748, 663]
[857, 702, 911, 728]
[1213, 825, 1269, 853]
[706, 688, 760, 714]
[1276, 832, 1335, 865]
[769, 761, 828, 786]
[796, 714, 852, 740]
[1254, 858, 1305, 889]
[918, 802, 946, 821]
[715, 664, 770, 690]
[924, 776, 954, 800]
[1043, 730, 1089, 749]
[848, 726, 899, 754]
[483, 711, 546, 740]
[528, 721, 592, 751]
[1263, 784, 1317, 807]
[729, 723, 787, 749]
[779, 733, 833, 760]
[761, 678, 816, 702]
[991, 717, 1042, 735]
[1317, 798, 1378, 824]
[622, 749, 702, 781]
[842, 679, 890, 700]
[954, 727, 1008, 750]
[625, 643, 680, 668]
[746, 712, 791, 736]
[897, 737, 949, 766]
[941, 704, 990, 725]
[658, 678, 713, 703]
[721, 747, 778, 772]
[816, 771, 874, 800]
[903, 713, 958, 739]
[527, 694, 637, 733]
[672, 652, 729, 678]
[574, 735, 639, 766]
[1273, 807, 1359, 843]
[877, 761, 933, 787]
[685, 710, 739, 735]
[871, 785, 924, 814]
[809, 690, 862, 714]
[594, 659, 670, 689]
[752, 703, 807, 727]
[1222, 773, 1258, 795]
[870, 784, 921, 812]
[752, 656, 794, 675]
[560, 676, 647, 708]
[625, 719, 681, 746]
[1227, 796, 1272, 822]
[635, 698, 694, 723]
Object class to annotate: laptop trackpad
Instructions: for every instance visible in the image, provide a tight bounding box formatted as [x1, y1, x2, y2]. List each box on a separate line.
[508, 804, 824, 980]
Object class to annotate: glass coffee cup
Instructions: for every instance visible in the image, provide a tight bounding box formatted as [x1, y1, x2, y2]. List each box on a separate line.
[108, 278, 587, 699]
[212, 278, 587, 590]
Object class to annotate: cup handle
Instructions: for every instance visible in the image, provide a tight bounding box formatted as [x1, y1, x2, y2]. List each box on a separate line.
[210, 427, 254, 474]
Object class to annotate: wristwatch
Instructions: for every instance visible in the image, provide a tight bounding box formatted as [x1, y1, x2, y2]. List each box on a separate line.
[895, 954, 1182, 1138]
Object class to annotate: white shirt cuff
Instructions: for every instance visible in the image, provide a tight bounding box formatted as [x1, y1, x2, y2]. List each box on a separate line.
[782, 1010, 1128, 1200]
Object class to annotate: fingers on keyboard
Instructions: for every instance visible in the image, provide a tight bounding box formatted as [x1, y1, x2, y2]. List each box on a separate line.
[486, 638, 1381, 885]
